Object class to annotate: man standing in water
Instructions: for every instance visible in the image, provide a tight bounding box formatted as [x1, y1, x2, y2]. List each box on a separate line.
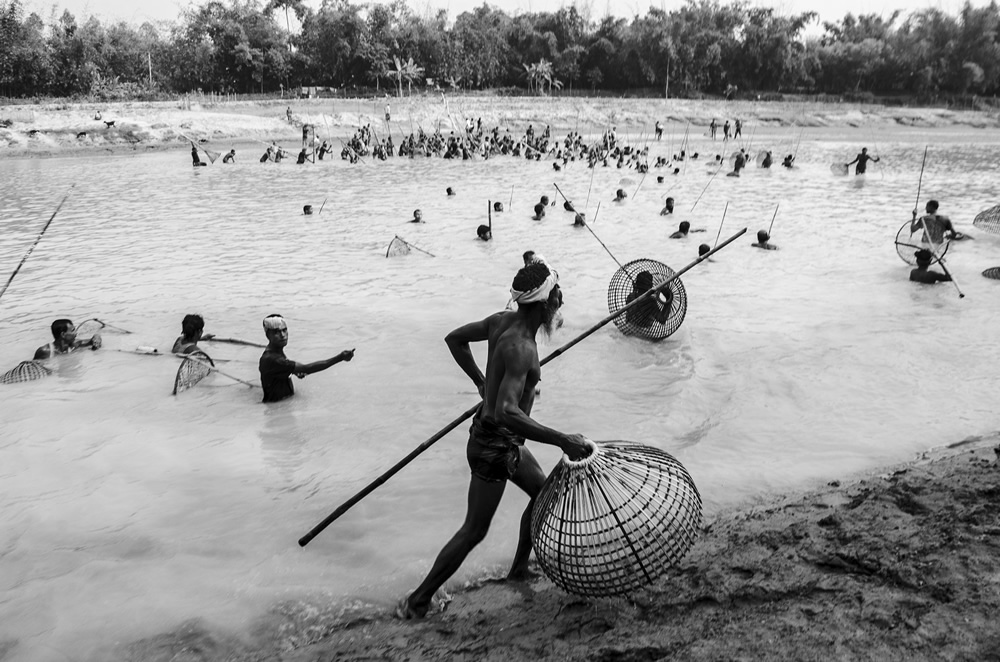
[398, 261, 590, 619]
[34, 319, 101, 360]
[258, 314, 354, 403]
[846, 147, 879, 176]
[911, 200, 956, 248]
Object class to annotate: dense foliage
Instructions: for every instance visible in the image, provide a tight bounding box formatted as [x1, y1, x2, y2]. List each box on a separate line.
[1, 0, 999, 99]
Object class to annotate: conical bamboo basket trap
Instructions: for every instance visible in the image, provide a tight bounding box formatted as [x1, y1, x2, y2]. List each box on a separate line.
[607, 258, 687, 341]
[531, 440, 702, 597]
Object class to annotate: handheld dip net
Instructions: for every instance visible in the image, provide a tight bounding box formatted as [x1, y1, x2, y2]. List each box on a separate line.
[0, 360, 52, 384]
[386, 235, 435, 258]
[608, 259, 687, 340]
[531, 439, 702, 597]
[895, 221, 950, 266]
[172, 350, 215, 395]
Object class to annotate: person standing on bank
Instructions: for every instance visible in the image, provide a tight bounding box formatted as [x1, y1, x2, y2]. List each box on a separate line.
[397, 261, 590, 619]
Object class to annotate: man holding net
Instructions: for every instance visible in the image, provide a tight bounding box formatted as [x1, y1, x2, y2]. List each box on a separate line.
[34, 319, 101, 360]
[845, 147, 879, 176]
[258, 315, 355, 403]
[398, 260, 590, 619]
[911, 200, 957, 250]
[172, 314, 214, 355]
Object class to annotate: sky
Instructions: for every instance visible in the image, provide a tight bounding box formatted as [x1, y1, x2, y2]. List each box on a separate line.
[19, 0, 982, 29]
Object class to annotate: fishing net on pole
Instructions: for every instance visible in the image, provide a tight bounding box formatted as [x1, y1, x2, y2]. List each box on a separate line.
[973, 204, 1000, 235]
[830, 163, 849, 176]
[385, 235, 434, 258]
[385, 236, 411, 257]
[895, 221, 950, 266]
[76, 318, 130, 336]
[982, 267, 1000, 280]
[172, 350, 214, 395]
[607, 258, 687, 341]
[531, 440, 702, 598]
[0, 360, 52, 384]
[76, 319, 104, 337]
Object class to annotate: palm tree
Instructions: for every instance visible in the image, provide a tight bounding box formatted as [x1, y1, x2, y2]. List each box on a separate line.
[523, 59, 561, 95]
[386, 56, 425, 97]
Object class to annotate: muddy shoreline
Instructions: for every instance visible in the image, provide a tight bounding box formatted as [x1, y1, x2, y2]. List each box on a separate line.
[115, 436, 1000, 662]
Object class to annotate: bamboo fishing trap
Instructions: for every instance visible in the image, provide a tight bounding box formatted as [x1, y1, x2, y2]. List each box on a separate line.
[607, 259, 687, 341]
[531, 439, 702, 597]
[974, 205, 1000, 279]
[0, 360, 51, 385]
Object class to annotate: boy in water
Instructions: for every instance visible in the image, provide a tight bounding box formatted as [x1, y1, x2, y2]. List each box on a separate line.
[751, 229, 778, 250]
[172, 314, 214, 355]
[909, 249, 952, 284]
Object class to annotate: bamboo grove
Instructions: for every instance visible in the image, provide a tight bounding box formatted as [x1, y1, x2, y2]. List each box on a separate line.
[2, 0, 999, 100]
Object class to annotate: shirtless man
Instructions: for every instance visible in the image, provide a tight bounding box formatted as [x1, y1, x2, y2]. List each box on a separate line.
[399, 261, 590, 619]
[172, 314, 214, 355]
[752, 229, 778, 250]
[911, 200, 956, 248]
[34, 319, 101, 360]
[909, 249, 952, 284]
[625, 270, 671, 327]
[846, 147, 879, 176]
[258, 314, 354, 403]
[669, 221, 692, 238]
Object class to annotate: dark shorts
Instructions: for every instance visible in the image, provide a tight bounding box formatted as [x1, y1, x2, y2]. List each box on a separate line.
[466, 416, 524, 483]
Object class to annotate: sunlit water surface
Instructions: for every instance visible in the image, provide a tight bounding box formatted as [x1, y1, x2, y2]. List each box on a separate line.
[2, 127, 999, 660]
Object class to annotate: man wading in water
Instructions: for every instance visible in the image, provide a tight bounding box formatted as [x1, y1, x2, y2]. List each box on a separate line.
[258, 314, 354, 403]
[846, 147, 879, 176]
[398, 261, 590, 619]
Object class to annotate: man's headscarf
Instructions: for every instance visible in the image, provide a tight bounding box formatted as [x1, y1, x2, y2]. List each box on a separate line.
[511, 261, 559, 305]
[263, 314, 287, 330]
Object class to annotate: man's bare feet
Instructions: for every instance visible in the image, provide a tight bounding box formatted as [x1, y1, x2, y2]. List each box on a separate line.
[395, 595, 428, 620]
[506, 566, 541, 582]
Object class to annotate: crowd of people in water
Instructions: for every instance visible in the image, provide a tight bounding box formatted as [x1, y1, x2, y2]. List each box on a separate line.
[183, 109, 968, 288]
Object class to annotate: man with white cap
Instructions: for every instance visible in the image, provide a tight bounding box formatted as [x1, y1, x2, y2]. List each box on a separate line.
[258, 314, 354, 403]
[397, 258, 590, 619]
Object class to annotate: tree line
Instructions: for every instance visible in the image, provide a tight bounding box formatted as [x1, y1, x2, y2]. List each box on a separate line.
[1, 0, 999, 101]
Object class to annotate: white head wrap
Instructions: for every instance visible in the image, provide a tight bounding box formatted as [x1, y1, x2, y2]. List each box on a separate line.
[263, 315, 287, 331]
[510, 262, 559, 305]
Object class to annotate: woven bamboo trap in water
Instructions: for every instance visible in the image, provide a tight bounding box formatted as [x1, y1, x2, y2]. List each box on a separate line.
[0, 360, 51, 384]
[607, 258, 687, 341]
[973, 204, 1000, 235]
[531, 439, 702, 597]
